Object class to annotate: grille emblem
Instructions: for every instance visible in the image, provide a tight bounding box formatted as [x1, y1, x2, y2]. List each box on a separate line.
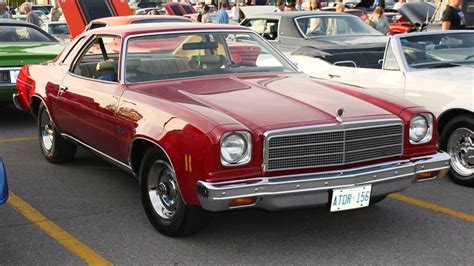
[336, 108, 345, 123]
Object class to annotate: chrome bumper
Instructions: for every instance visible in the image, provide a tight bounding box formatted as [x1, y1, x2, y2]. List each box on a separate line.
[12, 92, 22, 110]
[197, 152, 450, 212]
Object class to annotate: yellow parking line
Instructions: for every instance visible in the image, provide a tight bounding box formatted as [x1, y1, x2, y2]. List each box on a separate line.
[7, 192, 113, 266]
[0, 137, 37, 143]
[389, 193, 474, 223]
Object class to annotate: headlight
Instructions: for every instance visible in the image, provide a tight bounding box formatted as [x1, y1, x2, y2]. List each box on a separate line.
[409, 114, 433, 144]
[220, 131, 252, 166]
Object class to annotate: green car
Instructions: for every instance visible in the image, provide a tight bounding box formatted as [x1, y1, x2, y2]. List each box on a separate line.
[0, 20, 64, 105]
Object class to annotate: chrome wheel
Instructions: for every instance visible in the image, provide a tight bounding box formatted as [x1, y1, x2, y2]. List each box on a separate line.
[40, 110, 54, 152]
[147, 161, 179, 220]
[447, 127, 474, 178]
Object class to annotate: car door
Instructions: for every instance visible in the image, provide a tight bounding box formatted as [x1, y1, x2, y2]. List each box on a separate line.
[55, 34, 125, 158]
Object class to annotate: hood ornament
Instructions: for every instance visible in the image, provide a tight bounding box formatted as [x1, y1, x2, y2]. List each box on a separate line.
[336, 108, 344, 123]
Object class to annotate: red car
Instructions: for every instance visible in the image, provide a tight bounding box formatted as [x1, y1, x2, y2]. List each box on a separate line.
[14, 23, 450, 236]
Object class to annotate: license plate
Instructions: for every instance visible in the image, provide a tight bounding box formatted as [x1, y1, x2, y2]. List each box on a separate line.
[10, 70, 20, 83]
[330, 185, 372, 212]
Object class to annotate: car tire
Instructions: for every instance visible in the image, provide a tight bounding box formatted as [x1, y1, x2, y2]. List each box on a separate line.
[38, 103, 77, 163]
[440, 115, 474, 187]
[139, 147, 210, 237]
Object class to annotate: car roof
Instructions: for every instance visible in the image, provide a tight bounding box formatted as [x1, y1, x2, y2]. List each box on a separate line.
[91, 15, 192, 26]
[86, 22, 250, 37]
[245, 11, 354, 19]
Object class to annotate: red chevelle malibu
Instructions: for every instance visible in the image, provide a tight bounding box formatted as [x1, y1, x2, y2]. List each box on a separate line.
[14, 23, 450, 236]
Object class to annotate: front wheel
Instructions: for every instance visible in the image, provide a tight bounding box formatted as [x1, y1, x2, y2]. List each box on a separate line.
[38, 103, 77, 163]
[441, 115, 474, 187]
[139, 148, 210, 237]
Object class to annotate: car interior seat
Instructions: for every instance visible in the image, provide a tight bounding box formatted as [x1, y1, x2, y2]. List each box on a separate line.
[95, 60, 117, 82]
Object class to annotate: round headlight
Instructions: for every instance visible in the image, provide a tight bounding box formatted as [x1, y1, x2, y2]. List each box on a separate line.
[221, 133, 248, 164]
[410, 115, 429, 143]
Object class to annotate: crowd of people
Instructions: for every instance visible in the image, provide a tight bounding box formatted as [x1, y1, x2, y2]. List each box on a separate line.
[0, 0, 467, 32]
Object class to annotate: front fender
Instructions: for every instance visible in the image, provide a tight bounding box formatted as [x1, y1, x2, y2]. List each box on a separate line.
[0, 159, 8, 205]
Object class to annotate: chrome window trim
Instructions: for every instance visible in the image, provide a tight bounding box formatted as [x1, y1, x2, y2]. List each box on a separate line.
[262, 118, 405, 172]
[121, 29, 298, 84]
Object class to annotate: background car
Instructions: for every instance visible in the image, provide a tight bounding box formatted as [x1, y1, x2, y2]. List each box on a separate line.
[41, 21, 71, 43]
[241, 12, 387, 53]
[0, 20, 64, 106]
[0, 158, 7, 205]
[14, 23, 449, 236]
[291, 30, 473, 185]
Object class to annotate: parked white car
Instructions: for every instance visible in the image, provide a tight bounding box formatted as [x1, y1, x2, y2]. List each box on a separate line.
[292, 30, 473, 186]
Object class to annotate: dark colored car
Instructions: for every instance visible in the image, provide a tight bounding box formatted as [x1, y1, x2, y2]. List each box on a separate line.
[241, 12, 387, 53]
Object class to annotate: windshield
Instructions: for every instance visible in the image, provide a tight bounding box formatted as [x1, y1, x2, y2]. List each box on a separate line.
[295, 15, 381, 37]
[48, 23, 70, 35]
[125, 31, 296, 83]
[0, 25, 56, 42]
[400, 32, 474, 69]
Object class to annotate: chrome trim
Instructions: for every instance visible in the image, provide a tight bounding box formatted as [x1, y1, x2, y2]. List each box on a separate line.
[121, 29, 298, 84]
[61, 133, 133, 173]
[12, 93, 22, 110]
[263, 119, 404, 172]
[197, 152, 451, 212]
[333, 60, 357, 67]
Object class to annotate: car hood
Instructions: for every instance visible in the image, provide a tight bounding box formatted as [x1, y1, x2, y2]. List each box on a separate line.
[399, 2, 436, 27]
[0, 42, 64, 67]
[132, 74, 401, 131]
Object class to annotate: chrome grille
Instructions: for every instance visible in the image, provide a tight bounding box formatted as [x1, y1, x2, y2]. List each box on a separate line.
[264, 120, 404, 172]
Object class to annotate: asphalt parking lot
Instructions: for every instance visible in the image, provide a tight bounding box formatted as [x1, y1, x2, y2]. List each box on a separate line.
[0, 104, 473, 265]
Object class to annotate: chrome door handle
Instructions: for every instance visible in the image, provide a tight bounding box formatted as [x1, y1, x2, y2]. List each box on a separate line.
[59, 85, 68, 92]
[328, 74, 341, 79]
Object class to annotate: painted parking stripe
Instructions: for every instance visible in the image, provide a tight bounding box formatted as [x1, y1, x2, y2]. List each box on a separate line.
[8, 192, 113, 265]
[389, 193, 474, 223]
[0, 137, 37, 143]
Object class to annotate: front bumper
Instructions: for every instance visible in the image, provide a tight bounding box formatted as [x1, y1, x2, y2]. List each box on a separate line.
[197, 152, 450, 212]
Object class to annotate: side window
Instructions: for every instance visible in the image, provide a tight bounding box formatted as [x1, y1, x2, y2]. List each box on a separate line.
[245, 19, 266, 36]
[71, 35, 122, 82]
[383, 40, 400, 71]
[264, 19, 279, 40]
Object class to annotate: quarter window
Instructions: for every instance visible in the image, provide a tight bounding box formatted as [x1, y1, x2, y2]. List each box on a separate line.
[383, 40, 400, 71]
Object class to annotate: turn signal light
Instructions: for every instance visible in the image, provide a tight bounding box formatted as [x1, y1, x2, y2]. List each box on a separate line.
[416, 171, 438, 181]
[229, 197, 257, 207]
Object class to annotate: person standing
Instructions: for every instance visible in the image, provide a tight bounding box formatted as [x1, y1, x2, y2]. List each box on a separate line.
[0, 1, 12, 19]
[50, 6, 61, 22]
[231, 2, 240, 22]
[393, 0, 405, 10]
[216, 2, 229, 23]
[367, 6, 389, 34]
[275, 0, 285, 12]
[22, 2, 42, 26]
[295, 0, 303, 11]
[201, 5, 212, 23]
[442, 0, 466, 30]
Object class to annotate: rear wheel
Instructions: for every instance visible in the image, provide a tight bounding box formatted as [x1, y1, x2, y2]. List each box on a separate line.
[139, 148, 210, 237]
[38, 103, 77, 163]
[440, 115, 474, 187]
